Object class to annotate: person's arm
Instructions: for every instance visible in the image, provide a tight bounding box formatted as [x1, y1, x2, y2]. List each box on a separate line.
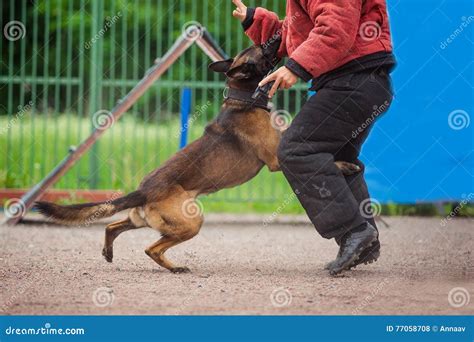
[259, 0, 363, 97]
[287, 0, 363, 81]
[243, 8, 287, 56]
[232, 0, 288, 57]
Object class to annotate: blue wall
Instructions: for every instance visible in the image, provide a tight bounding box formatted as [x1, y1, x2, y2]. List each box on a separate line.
[363, 0, 473, 203]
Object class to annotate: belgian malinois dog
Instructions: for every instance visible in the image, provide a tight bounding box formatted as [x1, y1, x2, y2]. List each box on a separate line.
[36, 42, 360, 273]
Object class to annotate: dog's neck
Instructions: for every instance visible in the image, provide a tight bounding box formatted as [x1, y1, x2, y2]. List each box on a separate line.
[224, 77, 269, 111]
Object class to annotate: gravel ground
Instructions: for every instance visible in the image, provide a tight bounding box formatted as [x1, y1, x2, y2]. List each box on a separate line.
[0, 215, 472, 315]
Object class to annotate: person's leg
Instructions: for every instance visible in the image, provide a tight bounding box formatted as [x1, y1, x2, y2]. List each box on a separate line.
[334, 67, 394, 234]
[335, 128, 377, 230]
[278, 68, 393, 272]
[323, 128, 380, 270]
[277, 87, 367, 239]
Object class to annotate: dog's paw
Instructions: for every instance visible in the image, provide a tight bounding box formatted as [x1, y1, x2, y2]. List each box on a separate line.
[170, 266, 191, 274]
[102, 247, 113, 263]
[267, 162, 281, 172]
[335, 161, 361, 176]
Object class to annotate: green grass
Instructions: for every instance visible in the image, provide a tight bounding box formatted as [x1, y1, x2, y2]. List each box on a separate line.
[1, 114, 472, 216]
[1, 113, 297, 213]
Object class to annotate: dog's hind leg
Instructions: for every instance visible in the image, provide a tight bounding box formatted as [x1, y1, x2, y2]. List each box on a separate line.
[145, 217, 202, 273]
[145, 234, 196, 273]
[102, 208, 147, 262]
[144, 188, 203, 273]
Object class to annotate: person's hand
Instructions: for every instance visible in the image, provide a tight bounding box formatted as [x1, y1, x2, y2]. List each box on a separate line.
[232, 0, 247, 22]
[259, 66, 299, 98]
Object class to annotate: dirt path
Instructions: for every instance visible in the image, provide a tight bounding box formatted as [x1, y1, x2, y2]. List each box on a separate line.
[0, 216, 472, 315]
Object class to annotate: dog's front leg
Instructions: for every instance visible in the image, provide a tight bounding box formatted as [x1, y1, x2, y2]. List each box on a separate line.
[266, 157, 281, 172]
[257, 132, 281, 172]
[256, 145, 280, 172]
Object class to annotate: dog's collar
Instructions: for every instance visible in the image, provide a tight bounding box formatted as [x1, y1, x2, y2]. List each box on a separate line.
[224, 87, 270, 111]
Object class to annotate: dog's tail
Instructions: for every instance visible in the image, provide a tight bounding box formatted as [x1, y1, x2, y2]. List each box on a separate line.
[34, 190, 146, 225]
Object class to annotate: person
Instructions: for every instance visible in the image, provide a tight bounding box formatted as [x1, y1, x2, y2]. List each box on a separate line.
[232, 0, 396, 275]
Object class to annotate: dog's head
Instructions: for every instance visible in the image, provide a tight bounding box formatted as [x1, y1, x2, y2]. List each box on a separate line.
[209, 38, 281, 88]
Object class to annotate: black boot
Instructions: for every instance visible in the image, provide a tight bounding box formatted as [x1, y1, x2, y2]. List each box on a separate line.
[353, 238, 380, 267]
[328, 222, 378, 275]
[325, 238, 380, 270]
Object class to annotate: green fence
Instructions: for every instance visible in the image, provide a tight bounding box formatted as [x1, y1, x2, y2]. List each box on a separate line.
[1, 0, 308, 205]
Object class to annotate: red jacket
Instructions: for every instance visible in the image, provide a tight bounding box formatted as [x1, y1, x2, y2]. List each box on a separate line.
[243, 0, 393, 80]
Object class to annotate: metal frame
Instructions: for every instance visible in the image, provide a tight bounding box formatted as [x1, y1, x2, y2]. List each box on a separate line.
[5, 24, 228, 225]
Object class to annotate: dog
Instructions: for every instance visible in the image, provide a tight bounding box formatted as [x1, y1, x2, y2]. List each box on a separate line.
[35, 42, 360, 273]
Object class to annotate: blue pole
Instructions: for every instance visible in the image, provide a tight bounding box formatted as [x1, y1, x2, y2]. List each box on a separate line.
[308, 81, 316, 98]
[179, 88, 192, 149]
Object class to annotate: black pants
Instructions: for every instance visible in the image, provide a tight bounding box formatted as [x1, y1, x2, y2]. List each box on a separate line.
[277, 68, 393, 239]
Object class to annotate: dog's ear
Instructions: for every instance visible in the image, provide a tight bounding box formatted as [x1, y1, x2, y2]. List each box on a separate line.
[208, 59, 234, 73]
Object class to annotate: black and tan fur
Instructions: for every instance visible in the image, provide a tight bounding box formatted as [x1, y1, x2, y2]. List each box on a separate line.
[35, 44, 360, 273]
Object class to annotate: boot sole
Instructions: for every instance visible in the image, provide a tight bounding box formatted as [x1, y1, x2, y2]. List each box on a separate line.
[329, 234, 378, 276]
[347, 246, 380, 270]
[324, 245, 380, 271]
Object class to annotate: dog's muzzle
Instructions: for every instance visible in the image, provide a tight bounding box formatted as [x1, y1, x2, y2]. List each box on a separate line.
[225, 87, 270, 111]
